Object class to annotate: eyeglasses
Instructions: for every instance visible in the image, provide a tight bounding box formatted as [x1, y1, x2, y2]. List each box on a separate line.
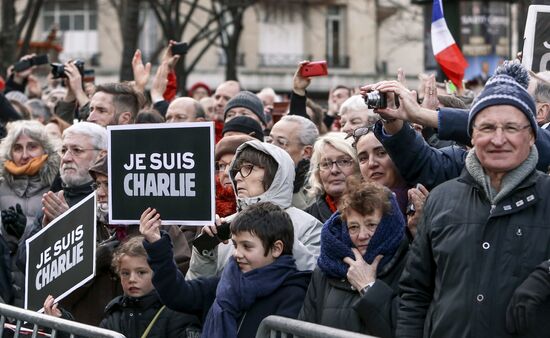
[472, 123, 531, 135]
[318, 158, 354, 171]
[215, 162, 230, 172]
[60, 146, 100, 157]
[91, 181, 108, 191]
[347, 125, 374, 148]
[347, 223, 378, 235]
[230, 164, 256, 178]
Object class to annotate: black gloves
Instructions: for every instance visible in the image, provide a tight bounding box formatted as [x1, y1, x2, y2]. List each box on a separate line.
[506, 260, 550, 334]
[1, 203, 27, 239]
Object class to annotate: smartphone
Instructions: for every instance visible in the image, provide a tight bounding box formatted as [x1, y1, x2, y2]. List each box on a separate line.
[300, 61, 328, 77]
[192, 222, 231, 253]
[171, 42, 189, 55]
[13, 54, 49, 72]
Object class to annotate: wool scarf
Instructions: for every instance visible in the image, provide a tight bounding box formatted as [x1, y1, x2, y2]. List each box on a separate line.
[4, 154, 48, 177]
[317, 194, 405, 279]
[201, 255, 297, 338]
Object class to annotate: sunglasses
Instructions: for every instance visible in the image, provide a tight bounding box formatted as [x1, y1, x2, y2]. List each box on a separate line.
[346, 125, 375, 148]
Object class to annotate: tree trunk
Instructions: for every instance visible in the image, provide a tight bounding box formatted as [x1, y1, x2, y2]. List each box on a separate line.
[119, 0, 141, 81]
[0, 0, 17, 76]
[224, 10, 243, 81]
[18, 0, 44, 58]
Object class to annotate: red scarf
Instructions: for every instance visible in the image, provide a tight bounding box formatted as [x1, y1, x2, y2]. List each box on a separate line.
[325, 194, 338, 213]
[216, 176, 237, 217]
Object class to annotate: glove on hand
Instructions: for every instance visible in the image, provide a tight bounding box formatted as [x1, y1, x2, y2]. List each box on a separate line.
[1, 204, 26, 239]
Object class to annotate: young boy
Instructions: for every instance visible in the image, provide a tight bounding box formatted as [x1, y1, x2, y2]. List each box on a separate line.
[44, 236, 200, 337]
[140, 202, 311, 338]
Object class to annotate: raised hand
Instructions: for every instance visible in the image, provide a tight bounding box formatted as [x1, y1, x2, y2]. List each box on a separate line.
[139, 207, 162, 243]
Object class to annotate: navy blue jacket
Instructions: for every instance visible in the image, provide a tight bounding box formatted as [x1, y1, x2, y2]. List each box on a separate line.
[144, 233, 310, 338]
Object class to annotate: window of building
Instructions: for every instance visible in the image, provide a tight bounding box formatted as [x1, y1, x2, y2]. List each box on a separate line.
[326, 5, 349, 68]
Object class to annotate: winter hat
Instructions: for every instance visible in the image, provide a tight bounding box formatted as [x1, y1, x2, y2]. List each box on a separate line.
[89, 154, 108, 180]
[468, 61, 537, 139]
[222, 116, 264, 141]
[223, 91, 265, 125]
[215, 134, 255, 161]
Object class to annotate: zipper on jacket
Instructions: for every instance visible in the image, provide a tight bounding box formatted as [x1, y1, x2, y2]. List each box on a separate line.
[237, 312, 247, 334]
[489, 204, 496, 215]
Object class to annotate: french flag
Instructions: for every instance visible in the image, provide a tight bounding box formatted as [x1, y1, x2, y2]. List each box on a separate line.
[431, 0, 468, 88]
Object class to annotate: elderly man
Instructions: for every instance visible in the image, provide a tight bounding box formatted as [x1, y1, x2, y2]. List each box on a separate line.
[213, 80, 240, 122]
[529, 71, 550, 129]
[396, 69, 550, 336]
[165, 97, 206, 123]
[269, 115, 318, 209]
[87, 83, 141, 126]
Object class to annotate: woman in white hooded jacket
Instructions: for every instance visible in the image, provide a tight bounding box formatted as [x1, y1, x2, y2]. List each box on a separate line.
[186, 140, 322, 279]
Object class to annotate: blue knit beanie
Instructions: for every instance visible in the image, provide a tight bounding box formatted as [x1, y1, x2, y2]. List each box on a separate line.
[467, 61, 537, 139]
[223, 91, 266, 125]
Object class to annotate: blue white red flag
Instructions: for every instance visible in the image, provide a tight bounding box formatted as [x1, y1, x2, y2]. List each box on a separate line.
[431, 0, 468, 88]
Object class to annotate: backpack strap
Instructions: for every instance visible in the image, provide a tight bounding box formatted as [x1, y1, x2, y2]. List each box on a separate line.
[140, 305, 166, 338]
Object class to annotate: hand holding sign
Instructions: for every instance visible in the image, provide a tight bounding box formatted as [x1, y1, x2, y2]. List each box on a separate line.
[43, 294, 61, 317]
[140, 208, 162, 243]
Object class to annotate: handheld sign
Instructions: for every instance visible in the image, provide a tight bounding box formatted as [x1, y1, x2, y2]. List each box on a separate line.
[522, 5, 550, 72]
[25, 193, 96, 312]
[108, 122, 215, 225]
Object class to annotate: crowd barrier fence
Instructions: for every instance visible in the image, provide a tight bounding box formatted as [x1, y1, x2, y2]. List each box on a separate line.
[0, 302, 126, 338]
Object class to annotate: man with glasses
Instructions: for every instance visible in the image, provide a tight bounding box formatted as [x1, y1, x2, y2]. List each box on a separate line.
[394, 67, 550, 336]
[268, 115, 319, 210]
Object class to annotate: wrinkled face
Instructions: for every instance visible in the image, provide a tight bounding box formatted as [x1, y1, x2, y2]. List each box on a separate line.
[318, 145, 356, 199]
[225, 107, 263, 126]
[11, 134, 46, 167]
[340, 110, 369, 135]
[166, 100, 196, 123]
[232, 231, 274, 273]
[60, 133, 100, 187]
[356, 133, 403, 188]
[471, 105, 535, 175]
[214, 83, 239, 121]
[217, 153, 234, 188]
[88, 92, 117, 127]
[94, 173, 108, 204]
[346, 208, 383, 256]
[269, 120, 305, 165]
[119, 255, 155, 298]
[233, 161, 266, 198]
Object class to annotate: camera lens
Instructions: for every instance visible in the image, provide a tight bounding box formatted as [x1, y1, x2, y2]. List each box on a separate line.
[365, 91, 387, 109]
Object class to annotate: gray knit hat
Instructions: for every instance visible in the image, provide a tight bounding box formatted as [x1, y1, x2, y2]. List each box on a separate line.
[223, 91, 265, 125]
[468, 61, 537, 139]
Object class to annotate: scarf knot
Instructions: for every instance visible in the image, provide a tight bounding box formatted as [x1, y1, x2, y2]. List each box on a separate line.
[4, 154, 49, 177]
[317, 194, 405, 279]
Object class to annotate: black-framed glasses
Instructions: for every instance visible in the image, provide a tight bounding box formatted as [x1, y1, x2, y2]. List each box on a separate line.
[347, 125, 375, 148]
[91, 181, 108, 191]
[230, 164, 255, 178]
[318, 158, 354, 171]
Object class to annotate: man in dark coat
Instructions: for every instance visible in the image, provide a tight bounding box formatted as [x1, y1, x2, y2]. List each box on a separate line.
[394, 65, 550, 337]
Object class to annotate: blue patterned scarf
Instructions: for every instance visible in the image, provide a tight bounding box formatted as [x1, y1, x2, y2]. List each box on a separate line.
[317, 194, 405, 278]
[201, 255, 297, 338]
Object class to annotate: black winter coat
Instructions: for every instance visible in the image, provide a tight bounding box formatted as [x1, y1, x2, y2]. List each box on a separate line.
[100, 292, 201, 338]
[299, 239, 409, 338]
[305, 195, 333, 224]
[397, 169, 550, 338]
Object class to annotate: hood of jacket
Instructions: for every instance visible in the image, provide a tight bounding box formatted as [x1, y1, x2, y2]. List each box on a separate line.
[229, 140, 295, 210]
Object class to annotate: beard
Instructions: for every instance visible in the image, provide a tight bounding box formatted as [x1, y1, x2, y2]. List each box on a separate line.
[97, 202, 109, 224]
[60, 163, 93, 187]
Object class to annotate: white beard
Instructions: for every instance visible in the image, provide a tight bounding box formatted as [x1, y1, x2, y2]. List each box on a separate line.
[97, 202, 109, 224]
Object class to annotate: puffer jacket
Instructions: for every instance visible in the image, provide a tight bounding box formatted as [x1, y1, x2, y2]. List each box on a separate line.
[100, 291, 201, 338]
[397, 168, 550, 338]
[186, 140, 322, 279]
[299, 239, 409, 338]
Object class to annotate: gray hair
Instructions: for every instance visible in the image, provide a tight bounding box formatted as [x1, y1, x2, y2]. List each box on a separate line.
[307, 133, 359, 198]
[63, 122, 108, 150]
[339, 95, 368, 116]
[533, 71, 550, 104]
[279, 115, 319, 146]
[26, 99, 52, 123]
[0, 120, 60, 186]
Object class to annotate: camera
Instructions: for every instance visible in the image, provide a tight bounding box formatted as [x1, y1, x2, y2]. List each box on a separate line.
[171, 42, 188, 55]
[13, 54, 49, 72]
[364, 90, 387, 109]
[50, 60, 85, 79]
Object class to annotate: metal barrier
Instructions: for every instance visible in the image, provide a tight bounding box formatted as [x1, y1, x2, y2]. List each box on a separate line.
[255, 315, 379, 338]
[0, 302, 126, 338]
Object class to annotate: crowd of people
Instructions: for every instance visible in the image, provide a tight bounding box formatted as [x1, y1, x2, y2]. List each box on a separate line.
[0, 42, 549, 338]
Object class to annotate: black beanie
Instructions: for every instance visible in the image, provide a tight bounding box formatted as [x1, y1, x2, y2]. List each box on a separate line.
[222, 116, 264, 141]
